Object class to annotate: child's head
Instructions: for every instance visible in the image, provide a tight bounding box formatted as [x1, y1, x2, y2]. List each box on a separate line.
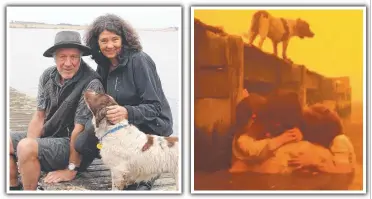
[302, 103, 343, 147]
[234, 93, 267, 137]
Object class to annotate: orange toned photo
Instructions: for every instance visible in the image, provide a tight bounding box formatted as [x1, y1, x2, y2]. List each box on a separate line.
[192, 7, 366, 192]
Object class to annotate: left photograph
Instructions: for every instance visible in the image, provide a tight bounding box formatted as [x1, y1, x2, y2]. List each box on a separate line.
[6, 6, 182, 193]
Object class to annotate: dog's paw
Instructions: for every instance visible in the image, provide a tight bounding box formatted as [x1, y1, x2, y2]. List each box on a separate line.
[242, 32, 250, 38]
[271, 52, 279, 57]
[283, 58, 294, 64]
[111, 181, 126, 191]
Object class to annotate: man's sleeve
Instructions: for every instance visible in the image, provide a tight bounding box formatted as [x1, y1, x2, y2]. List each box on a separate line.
[36, 69, 51, 111]
[74, 79, 105, 125]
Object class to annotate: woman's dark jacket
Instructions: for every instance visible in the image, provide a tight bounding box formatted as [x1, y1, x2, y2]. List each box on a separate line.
[96, 51, 173, 137]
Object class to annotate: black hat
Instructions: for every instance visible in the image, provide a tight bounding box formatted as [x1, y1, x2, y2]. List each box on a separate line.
[43, 31, 91, 57]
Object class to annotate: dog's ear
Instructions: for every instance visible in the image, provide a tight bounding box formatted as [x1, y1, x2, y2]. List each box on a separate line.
[95, 106, 115, 128]
[105, 94, 118, 106]
[84, 90, 99, 115]
[95, 107, 107, 128]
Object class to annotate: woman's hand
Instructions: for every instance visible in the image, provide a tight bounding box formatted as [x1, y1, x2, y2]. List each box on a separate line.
[106, 105, 128, 124]
[279, 128, 303, 143]
[268, 128, 303, 150]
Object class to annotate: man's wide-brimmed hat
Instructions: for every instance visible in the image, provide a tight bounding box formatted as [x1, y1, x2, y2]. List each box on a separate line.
[43, 31, 91, 57]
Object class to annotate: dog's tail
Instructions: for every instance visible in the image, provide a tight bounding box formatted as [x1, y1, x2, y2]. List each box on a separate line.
[250, 10, 270, 33]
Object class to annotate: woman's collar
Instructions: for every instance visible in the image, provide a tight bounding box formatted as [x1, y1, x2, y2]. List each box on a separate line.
[115, 49, 131, 68]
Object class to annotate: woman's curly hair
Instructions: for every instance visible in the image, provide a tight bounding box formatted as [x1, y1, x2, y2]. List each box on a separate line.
[302, 103, 343, 148]
[84, 14, 142, 66]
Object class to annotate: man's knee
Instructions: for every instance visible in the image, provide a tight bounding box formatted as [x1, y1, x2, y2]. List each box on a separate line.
[74, 130, 98, 156]
[16, 138, 38, 162]
[74, 133, 85, 154]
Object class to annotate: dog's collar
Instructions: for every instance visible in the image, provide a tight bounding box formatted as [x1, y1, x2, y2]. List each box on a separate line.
[280, 18, 290, 41]
[97, 124, 127, 149]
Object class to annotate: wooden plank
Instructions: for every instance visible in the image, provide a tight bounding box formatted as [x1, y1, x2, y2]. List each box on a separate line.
[80, 170, 111, 178]
[40, 175, 111, 190]
[86, 164, 110, 172]
[37, 155, 177, 191]
[39, 170, 176, 191]
[91, 158, 104, 165]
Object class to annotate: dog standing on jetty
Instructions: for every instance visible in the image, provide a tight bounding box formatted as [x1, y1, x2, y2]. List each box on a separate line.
[84, 90, 179, 190]
[244, 10, 315, 62]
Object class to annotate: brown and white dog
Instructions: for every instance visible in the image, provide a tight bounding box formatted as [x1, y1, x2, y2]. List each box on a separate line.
[84, 90, 179, 191]
[244, 10, 315, 62]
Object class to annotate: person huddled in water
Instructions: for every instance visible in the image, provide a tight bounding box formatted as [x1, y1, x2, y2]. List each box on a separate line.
[229, 90, 356, 190]
[283, 103, 356, 190]
[288, 103, 357, 174]
[229, 90, 304, 173]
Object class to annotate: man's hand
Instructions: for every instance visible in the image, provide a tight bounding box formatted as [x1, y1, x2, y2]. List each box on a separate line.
[43, 169, 77, 184]
[288, 152, 317, 169]
[106, 105, 128, 124]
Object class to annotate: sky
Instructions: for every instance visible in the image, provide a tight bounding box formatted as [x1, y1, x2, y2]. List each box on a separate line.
[7, 6, 181, 28]
[194, 8, 365, 102]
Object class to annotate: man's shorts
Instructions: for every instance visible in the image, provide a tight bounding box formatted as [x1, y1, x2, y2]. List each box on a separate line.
[11, 132, 70, 172]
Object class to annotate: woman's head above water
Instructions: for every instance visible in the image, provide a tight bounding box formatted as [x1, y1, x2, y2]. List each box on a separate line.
[302, 103, 343, 148]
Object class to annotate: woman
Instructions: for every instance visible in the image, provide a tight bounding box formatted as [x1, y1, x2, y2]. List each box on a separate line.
[282, 104, 356, 190]
[289, 104, 356, 174]
[85, 14, 173, 190]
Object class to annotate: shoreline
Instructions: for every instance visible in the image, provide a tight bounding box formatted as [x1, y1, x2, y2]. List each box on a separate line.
[9, 23, 179, 31]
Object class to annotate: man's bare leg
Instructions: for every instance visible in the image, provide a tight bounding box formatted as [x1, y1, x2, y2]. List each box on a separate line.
[17, 138, 41, 190]
[9, 138, 19, 187]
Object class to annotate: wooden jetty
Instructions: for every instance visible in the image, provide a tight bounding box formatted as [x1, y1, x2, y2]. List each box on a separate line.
[9, 87, 177, 191]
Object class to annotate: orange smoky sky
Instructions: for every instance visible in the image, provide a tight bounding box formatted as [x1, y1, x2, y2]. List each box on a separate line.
[194, 8, 365, 102]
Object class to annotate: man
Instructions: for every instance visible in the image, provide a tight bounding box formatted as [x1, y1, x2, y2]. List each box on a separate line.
[9, 31, 104, 190]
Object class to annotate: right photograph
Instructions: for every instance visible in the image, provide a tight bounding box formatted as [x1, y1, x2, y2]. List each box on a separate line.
[191, 6, 366, 193]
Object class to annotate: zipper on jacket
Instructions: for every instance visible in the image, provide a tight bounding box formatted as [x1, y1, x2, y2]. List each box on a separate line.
[67, 127, 70, 137]
[114, 77, 118, 91]
[107, 72, 119, 101]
